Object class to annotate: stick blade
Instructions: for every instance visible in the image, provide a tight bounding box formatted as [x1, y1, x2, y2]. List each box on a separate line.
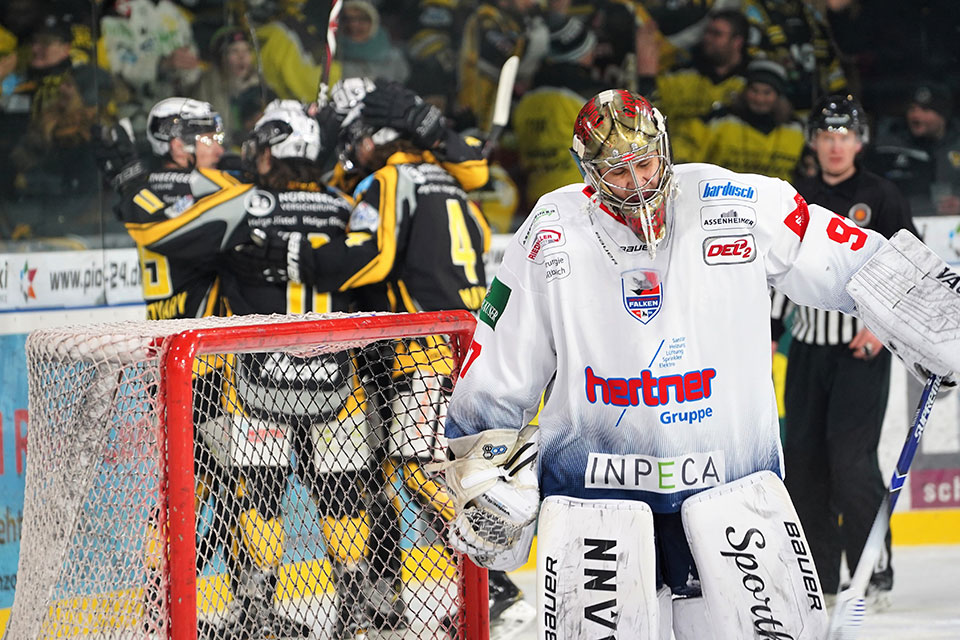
[491, 55, 520, 129]
[827, 591, 866, 640]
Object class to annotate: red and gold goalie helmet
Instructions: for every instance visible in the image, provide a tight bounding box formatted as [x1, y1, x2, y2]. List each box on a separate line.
[571, 90, 674, 257]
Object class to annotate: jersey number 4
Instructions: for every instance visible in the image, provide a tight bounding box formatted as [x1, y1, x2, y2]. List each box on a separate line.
[447, 199, 481, 285]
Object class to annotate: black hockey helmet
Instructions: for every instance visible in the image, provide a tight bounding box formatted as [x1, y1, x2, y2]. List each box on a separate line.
[807, 94, 869, 144]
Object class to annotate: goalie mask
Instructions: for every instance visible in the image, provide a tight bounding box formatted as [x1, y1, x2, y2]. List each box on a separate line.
[146, 97, 224, 156]
[242, 99, 322, 168]
[572, 90, 674, 257]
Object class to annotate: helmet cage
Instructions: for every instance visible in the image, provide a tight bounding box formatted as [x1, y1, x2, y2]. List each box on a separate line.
[582, 140, 671, 247]
[572, 90, 674, 250]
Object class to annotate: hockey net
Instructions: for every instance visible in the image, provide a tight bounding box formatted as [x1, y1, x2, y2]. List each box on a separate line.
[10, 311, 489, 640]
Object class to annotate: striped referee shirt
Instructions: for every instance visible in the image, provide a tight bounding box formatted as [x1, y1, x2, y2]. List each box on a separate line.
[770, 165, 918, 346]
[771, 291, 866, 345]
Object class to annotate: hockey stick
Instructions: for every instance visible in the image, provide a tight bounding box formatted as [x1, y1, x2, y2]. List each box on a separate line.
[482, 55, 520, 159]
[827, 372, 943, 639]
[316, 0, 343, 104]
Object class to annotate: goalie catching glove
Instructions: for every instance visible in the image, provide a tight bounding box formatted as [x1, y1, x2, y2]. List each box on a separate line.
[228, 228, 316, 285]
[434, 426, 540, 571]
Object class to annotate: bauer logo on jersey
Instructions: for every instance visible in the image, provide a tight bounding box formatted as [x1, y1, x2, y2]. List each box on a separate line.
[622, 269, 662, 323]
[699, 179, 757, 202]
[479, 277, 511, 330]
[703, 235, 757, 265]
[584, 450, 724, 493]
[526, 227, 565, 262]
[244, 189, 276, 217]
[700, 204, 757, 230]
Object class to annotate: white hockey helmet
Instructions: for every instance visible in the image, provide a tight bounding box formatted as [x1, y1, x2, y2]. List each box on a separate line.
[572, 90, 674, 254]
[329, 76, 400, 150]
[248, 99, 321, 161]
[146, 97, 224, 156]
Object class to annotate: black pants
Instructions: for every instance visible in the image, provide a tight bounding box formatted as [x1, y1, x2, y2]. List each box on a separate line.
[782, 341, 893, 594]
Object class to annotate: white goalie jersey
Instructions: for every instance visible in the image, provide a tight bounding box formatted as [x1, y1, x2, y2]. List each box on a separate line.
[446, 162, 887, 513]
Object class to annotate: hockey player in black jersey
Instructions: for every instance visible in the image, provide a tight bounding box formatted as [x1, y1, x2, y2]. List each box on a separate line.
[218, 99, 377, 639]
[231, 79, 532, 636]
[96, 97, 311, 639]
[104, 97, 252, 321]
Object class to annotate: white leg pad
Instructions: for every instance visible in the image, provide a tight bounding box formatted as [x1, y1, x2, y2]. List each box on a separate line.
[672, 596, 714, 640]
[657, 586, 673, 640]
[537, 495, 659, 639]
[681, 471, 828, 639]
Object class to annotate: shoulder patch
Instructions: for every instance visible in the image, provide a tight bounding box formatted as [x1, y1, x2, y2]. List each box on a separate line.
[479, 277, 511, 330]
[525, 227, 566, 263]
[848, 203, 872, 227]
[517, 204, 561, 248]
[244, 189, 275, 217]
[348, 201, 380, 232]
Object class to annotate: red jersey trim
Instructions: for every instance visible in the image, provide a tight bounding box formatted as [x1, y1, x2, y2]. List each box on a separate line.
[582, 185, 628, 225]
[783, 192, 810, 240]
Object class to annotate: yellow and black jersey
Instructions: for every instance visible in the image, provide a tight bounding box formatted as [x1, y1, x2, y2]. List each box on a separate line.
[742, 0, 846, 112]
[652, 59, 747, 123]
[303, 152, 491, 313]
[328, 133, 489, 197]
[220, 182, 358, 317]
[117, 167, 252, 320]
[648, 58, 747, 163]
[701, 107, 805, 182]
[513, 85, 586, 206]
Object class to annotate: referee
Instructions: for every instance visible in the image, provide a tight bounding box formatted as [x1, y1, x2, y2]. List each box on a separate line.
[771, 94, 918, 608]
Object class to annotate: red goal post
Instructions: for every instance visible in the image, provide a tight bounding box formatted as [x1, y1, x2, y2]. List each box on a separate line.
[11, 311, 489, 640]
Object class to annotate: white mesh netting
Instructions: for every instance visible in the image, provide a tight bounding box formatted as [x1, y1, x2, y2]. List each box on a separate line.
[9, 312, 482, 640]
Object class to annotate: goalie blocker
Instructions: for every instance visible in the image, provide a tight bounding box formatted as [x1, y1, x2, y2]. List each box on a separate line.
[531, 472, 827, 639]
[847, 229, 960, 384]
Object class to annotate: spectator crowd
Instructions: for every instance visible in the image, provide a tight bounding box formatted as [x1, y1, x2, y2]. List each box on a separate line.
[0, 0, 958, 239]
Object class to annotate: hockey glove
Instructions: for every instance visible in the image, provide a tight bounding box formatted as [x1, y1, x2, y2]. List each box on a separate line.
[438, 426, 540, 570]
[362, 81, 445, 149]
[228, 228, 315, 284]
[92, 123, 146, 191]
[314, 103, 344, 172]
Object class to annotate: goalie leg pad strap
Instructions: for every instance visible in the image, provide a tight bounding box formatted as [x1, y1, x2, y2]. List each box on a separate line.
[846, 229, 960, 382]
[537, 496, 660, 639]
[681, 471, 827, 639]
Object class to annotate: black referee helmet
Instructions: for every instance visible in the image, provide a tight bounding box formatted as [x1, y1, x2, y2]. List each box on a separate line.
[807, 94, 870, 144]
